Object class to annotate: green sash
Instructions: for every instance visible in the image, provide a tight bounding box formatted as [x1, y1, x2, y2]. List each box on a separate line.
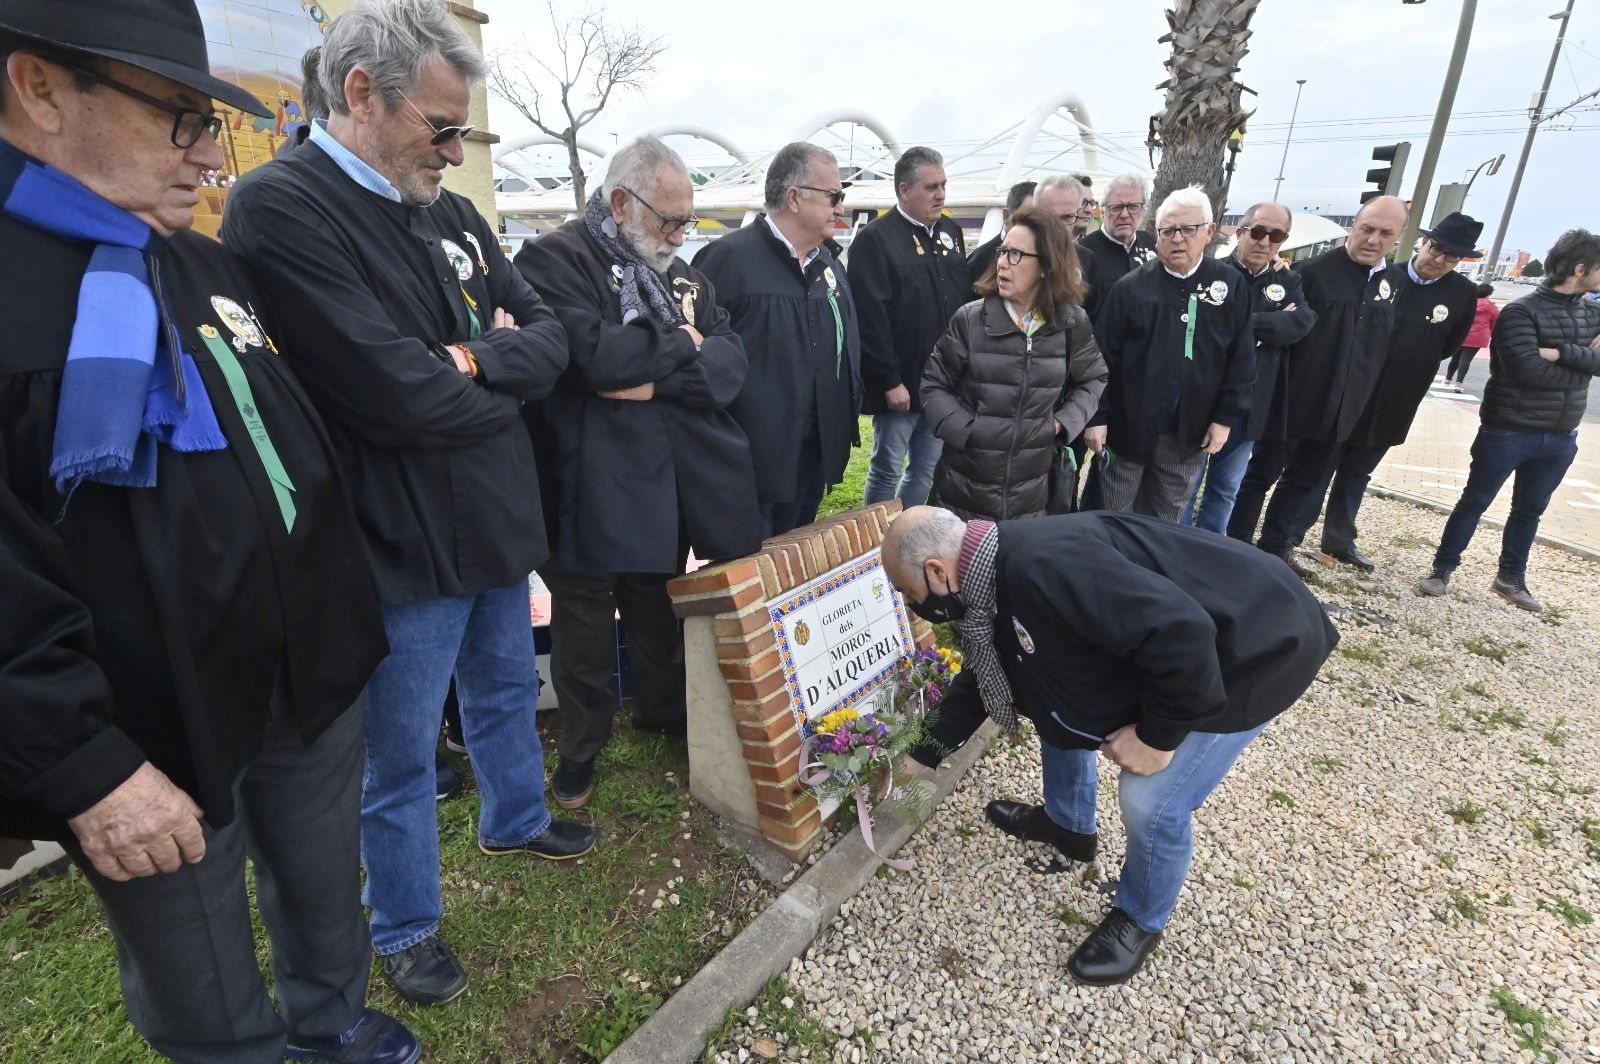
[196, 327, 297, 533]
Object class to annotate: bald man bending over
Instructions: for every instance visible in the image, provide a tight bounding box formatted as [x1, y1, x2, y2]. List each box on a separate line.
[884, 507, 1337, 986]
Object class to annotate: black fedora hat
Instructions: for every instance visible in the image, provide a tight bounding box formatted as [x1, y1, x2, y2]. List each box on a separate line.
[1419, 211, 1485, 260]
[0, 0, 270, 118]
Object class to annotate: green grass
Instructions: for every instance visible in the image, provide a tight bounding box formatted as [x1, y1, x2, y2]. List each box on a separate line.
[1337, 641, 1386, 664]
[1448, 889, 1487, 922]
[1543, 716, 1569, 747]
[0, 721, 769, 1064]
[1053, 903, 1095, 927]
[703, 976, 839, 1062]
[1538, 896, 1594, 927]
[1461, 636, 1524, 663]
[1310, 755, 1344, 773]
[1490, 987, 1561, 1061]
[1583, 817, 1600, 861]
[816, 417, 873, 519]
[1447, 800, 1487, 826]
[1267, 790, 1297, 810]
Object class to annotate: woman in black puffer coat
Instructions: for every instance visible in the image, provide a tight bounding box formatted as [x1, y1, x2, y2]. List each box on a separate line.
[921, 208, 1107, 520]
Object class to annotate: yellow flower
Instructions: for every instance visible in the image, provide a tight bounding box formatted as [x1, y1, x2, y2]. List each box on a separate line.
[949, 662, 961, 674]
[818, 707, 860, 735]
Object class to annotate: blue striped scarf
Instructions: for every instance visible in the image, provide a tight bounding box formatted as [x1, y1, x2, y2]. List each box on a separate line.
[0, 138, 224, 498]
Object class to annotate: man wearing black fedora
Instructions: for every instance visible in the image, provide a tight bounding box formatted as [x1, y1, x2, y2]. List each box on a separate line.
[1289, 212, 1482, 573]
[0, 1, 417, 1062]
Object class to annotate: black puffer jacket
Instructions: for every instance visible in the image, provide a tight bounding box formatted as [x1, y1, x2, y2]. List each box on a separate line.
[920, 296, 1107, 520]
[1481, 286, 1600, 433]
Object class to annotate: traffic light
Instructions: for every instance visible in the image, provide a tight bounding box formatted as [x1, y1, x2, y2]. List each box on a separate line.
[1360, 142, 1411, 204]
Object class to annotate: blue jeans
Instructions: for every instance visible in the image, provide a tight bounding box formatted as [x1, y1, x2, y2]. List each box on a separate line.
[362, 581, 551, 955]
[1180, 436, 1255, 533]
[1040, 723, 1268, 932]
[1433, 426, 1579, 580]
[864, 411, 942, 508]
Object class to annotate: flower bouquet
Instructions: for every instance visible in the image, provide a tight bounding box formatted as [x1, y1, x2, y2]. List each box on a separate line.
[800, 646, 961, 869]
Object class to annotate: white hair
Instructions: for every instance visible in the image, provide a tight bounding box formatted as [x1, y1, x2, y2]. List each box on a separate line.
[1155, 184, 1214, 226]
[1103, 172, 1150, 203]
[1034, 173, 1084, 205]
[603, 134, 689, 199]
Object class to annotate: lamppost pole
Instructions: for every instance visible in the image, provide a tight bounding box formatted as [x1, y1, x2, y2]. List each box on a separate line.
[1484, 0, 1577, 278]
[1272, 79, 1307, 203]
[1395, 0, 1479, 262]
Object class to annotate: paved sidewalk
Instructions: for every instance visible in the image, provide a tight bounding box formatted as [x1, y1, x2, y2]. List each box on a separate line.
[1372, 373, 1600, 555]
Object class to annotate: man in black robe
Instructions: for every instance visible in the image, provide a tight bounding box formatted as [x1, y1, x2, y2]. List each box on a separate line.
[516, 135, 761, 808]
[1084, 187, 1255, 519]
[0, 3, 417, 1060]
[848, 145, 970, 508]
[1241, 196, 1408, 574]
[694, 141, 860, 535]
[222, 0, 592, 1008]
[1304, 214, 1481, 571]
[966, 178, 1035, 286]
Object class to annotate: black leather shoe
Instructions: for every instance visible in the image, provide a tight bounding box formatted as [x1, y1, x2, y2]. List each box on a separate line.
[551, 757, 595, 809]
[632, 714, 687, 738]
[480, 819, 596, 860]
[1067, 908, 1163, 986]
[984, 800, 1097, 862]
[435, 755, 463, 802]
[1323, 544, 1376, 573]
[379, 935, 467, 1006]
[286, 1008, 422, 1064]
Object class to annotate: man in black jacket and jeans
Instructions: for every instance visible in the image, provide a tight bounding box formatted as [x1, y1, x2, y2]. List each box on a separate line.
[885, 507, 1337, 986]
[1417, 229, 1600, 612]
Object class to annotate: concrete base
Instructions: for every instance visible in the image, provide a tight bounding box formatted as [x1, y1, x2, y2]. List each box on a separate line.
[684, 616, 759, 830]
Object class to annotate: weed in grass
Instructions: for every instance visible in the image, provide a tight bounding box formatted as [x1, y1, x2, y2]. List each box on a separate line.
[1518, 746, 1550, 766]
[1311, 755, 1344, 773]
[1448, 889, 1488, 922]
[1053, 904, 1095, 928]
[1436, 851, 1457, 870]
[1081, 863, 1101, 886]
[1267, 790, 1297, 810]
[1447, 800, 1487, 825]
[1232, 875, 1257, 891]
[1250, 1019, 1275, 1034]
[1350, 979, 1369, 994]
[1467, 705, 1527, 733]
[1338, 641, 1386, 664]
[1406, 655, 1438, 669]
[713, 977, 837, 1060]
[1391, 534, 1433, 550]
[1582, 817, 1600, 860]
[936, 945, 969, 978]
[573, 983, 662, 1060]
[1461, 636, 1524, 663]
[1538, 896, 1594, 927]
[1490, 987, 1561, 1062]
[1439, 710, 1467, 733]
[1462, 681, 1491, 699]
[1544, 716, 1569, 747]
[953, 822, 979, 840]
[1526, 819, 1557, 846]
[1540, 604, 1566, 627]
[616, 785, 685, 823]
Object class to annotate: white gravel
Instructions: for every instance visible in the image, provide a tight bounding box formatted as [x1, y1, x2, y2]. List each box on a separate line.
[709, 495, 1600, 1063]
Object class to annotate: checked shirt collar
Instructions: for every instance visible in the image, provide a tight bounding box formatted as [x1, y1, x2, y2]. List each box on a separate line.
[953, 520, 1019, 732]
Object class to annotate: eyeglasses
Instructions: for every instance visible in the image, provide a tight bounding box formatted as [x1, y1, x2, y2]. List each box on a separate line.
[1243, 224, 1290, 244]
[1080, 198, 1099, 210]
[1105, 201, 1146, 216]
[395, 89, 475, 146]
[1155, 223, 1206, 241]
[1421, 243, 1462, 264]
[63, 62, 222, 149]
[624, 186, 700, 236]
[797, 185, 847, 207]
[996, 246, 1040, 266]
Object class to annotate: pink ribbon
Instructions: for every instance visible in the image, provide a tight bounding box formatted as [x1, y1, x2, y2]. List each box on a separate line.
[799, 732, 916, 871]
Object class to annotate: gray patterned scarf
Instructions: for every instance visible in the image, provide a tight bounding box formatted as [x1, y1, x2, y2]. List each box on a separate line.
[954, 521, 1019, 732]
[583, 189, 683, 327]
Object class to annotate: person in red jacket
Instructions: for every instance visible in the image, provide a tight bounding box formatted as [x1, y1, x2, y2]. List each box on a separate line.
[1446, 282, 1499, 391]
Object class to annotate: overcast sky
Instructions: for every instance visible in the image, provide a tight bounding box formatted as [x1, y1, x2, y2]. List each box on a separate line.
[476, 0, 1596, 258]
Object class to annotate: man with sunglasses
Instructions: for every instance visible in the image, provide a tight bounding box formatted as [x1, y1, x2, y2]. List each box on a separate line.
[695, 140, 860, 536]
[515, 134, 761, 809]
[1083, 186, 1255, 519]
[1181, 202, 1317, 534]
[223, 0, 593, 1008]
[0, 0, 423, 1060]
[1291, 213, 1481, 573]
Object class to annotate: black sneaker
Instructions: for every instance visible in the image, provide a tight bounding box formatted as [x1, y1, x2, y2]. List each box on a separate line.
[435, 755, 463, 802]
[1067, 908, 1163, 986]
[551, 757, 596, 809]
[379, 935, 467, 1006]
[480, 819, 596, 861]
[285, 1008, 421, 1064]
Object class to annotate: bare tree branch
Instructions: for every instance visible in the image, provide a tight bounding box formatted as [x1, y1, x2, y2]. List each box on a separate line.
[486, 2, 668, 211]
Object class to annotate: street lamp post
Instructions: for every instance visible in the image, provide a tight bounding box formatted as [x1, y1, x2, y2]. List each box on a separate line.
[1394, 0, 1479, 263]
[1272, 79, 1307, 203]
[1484, 0, 1577, 278]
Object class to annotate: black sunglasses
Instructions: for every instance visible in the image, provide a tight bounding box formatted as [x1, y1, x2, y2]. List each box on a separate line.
[797, 184, 847, 207]
[623, 186, 700, 236]
[1244, 224, 1290, 244]
[64, 62, 222, 149]
[396, 89, 475, 146]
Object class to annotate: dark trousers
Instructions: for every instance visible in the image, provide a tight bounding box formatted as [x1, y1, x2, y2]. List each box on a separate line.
[68, 696, 369, 1064]
[1314, 443, 1389, 555]
[543, 565, 685, 765]
[1433, 426, 1579, 580]
[1226, 436, 1290, 543]
[1255, 437, 1344, 555]
[1446, 346, 1480, 384]
[763, 426, 829, 537]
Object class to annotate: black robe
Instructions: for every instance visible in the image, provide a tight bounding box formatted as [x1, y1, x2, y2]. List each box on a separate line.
[911, 513, 1339, 763]
[1078, 228, 1158, 327]
[693, 218, 861, 505]
[515, 220, 762, 572]
[1281, 249, 1400, 444]
[1347, 266, 1476, 450]
[1, 222, 386, 841]
[1223, 256, 1319, 442]
[846, 208, 969, 414]
[966, 232, 1002, 292]
[1089, 257, 1256, 464]
[221, 143, 570, 604]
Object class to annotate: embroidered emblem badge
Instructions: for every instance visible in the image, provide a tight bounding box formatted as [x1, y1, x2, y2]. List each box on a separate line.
[210, 296, 264, 349]
[462, 231, 488, 274]
[1012, 617, 1036, 654]
[672, 276, 701, 321]
[824, 266, 838, 290]
[1431, 304, 1450, 323]
[1265, 283, 1286, 303]
[794, 620, 812, 646]
[440, 239, 473, 281]
[939, 231, 954, 251]
[1378, 279, 1393, 301]
[1208, 279, 1229, 304]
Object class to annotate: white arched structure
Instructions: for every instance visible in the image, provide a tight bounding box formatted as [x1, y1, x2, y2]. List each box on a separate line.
[591, 123, 756, 190]
[788, 109, 903, 161]
[492, 133, 609, 199]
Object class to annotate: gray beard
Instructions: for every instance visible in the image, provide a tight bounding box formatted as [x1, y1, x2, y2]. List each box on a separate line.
[621, 216, 677, 274]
